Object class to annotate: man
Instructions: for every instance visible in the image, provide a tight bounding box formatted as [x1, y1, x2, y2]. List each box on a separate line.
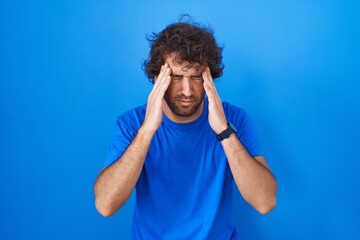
[94, 20, 277, 239]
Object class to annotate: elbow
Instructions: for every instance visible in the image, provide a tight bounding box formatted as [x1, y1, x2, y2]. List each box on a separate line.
[258, 180, 278, 215]
[257, 196, 277, 215]
[94, 191, 127, 217]
[94, 182, 120, 217]
[94, 186, 128, 217]
[95, 198, 114, 217]
[95, 197, 125, 217]
[94, 186, 113, 217]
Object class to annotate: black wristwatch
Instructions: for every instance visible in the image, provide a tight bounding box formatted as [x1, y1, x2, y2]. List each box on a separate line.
[216, 122, 237, 141]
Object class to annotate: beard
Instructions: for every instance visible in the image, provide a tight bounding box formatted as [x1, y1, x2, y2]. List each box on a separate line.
[164, 91, 205, 117]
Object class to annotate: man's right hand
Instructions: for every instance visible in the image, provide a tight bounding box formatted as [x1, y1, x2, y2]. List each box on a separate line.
[141, 63, 171, 134]
[95, 66, 171, 216]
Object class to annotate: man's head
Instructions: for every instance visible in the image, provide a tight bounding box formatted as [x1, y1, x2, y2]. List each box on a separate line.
[143, 20, 224, 83]
[162, 53, 206, 119]
[143, 19, 224, 121]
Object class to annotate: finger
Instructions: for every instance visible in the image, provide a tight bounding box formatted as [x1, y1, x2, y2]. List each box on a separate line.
[202, 67, 209, 82]
[203, 69, 222, 103]
[202, 67, 212, 82]
[154, 64, 166, 86]
[153, 64, 169, 91]
[152, 67, 171, 97]
[160, 64, 171, 83]
[156, 66, 171, 92]
[203, 72, 211, 97]
[203, 67, 216, 87]
[202, 68, 216, 97]
[160, 75, 171, 93]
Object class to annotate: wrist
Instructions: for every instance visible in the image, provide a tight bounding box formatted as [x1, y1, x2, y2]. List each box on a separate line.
[138, 125, 157, 139]
[215, 123, 228, 134]
[216, 122, 237, 141]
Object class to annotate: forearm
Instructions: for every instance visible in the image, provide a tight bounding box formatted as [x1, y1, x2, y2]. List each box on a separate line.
[94, 63, 171, 217]
[222, 134, 277, 214]
[94, 127, 154, 217]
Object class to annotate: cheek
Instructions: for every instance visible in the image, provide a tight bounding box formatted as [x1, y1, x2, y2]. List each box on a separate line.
[166, 82, 175, 92]
[167, 81, 182, 93]
[194, 82, 205, 94]
[164, 83, 176, 97]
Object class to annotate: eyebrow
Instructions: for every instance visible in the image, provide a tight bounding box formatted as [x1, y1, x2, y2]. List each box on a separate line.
[170, 73, 203, 77]
[170, 74, 183, 77]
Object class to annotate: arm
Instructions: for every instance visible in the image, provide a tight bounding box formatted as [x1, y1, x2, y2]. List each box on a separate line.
[221, 136, 277, 214]
[94, 64, 171, 217]
[202, 67, 277, 214]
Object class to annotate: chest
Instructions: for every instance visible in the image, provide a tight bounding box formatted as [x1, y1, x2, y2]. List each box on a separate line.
[145, 123, 227, 181]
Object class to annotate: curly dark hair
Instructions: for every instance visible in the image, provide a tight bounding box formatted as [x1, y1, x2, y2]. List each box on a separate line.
[143, 20, 224, 83]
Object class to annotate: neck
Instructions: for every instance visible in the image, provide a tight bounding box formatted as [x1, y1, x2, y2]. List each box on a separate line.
[162, 100, 204, 123]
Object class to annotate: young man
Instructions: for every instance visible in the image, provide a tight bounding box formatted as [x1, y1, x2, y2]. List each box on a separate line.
[94, 20, 277, 239]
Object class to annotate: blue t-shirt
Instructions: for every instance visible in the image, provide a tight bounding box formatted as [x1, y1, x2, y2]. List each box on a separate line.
[105, 97, 262, 240]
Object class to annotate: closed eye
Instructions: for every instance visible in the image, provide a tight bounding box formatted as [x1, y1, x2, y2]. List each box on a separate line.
[192, 76, 203, 81]
[171, 75, 182, 80]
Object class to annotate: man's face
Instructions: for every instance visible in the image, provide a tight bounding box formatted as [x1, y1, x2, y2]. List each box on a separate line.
[163, 54, 206, 118]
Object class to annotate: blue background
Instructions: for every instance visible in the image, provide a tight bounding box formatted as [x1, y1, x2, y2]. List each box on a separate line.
[1, 0, 359, 239]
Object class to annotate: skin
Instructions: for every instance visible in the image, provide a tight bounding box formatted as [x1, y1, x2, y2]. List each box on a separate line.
[94, 54, 277, 217]
[202, 66, 277, 214]
[162, 54, 206, 123]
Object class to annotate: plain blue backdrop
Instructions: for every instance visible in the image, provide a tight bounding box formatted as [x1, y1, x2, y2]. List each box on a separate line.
[1, 0, 359, 239]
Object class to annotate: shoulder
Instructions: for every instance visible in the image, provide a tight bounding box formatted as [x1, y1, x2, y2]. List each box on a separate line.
[222, 101, 255, 132]
[115, 104, 147, 131]
[117, 104, 146, 121]
[222, 101, 248, 121]
[222, 101, 263, 156]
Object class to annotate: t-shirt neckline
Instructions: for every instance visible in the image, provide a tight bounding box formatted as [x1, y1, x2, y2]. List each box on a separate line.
[162, 97, 209, 129]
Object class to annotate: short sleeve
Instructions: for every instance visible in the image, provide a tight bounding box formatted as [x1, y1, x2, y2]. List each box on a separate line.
[103, 105, 146, 167]
[104, 119, 135, 167]
[237, 112, 263, 158]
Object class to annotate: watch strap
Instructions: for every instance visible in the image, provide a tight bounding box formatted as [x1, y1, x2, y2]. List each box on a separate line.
[216, 122, 237, 141]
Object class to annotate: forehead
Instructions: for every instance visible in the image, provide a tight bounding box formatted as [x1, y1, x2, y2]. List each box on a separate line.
[165, 53, 204, 73]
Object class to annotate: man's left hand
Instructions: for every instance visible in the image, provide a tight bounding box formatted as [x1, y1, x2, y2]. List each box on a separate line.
[202, 67, 228, 134]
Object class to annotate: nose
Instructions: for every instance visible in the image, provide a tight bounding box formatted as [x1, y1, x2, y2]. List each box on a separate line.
[181, 78, 192, 97]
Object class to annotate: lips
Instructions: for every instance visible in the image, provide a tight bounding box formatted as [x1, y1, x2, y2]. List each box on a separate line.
[178, 100, 194, 106]
[179, 100, 194, 105]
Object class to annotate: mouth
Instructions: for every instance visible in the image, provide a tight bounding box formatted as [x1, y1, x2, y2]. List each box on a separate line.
[177, 99, 195, 107]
